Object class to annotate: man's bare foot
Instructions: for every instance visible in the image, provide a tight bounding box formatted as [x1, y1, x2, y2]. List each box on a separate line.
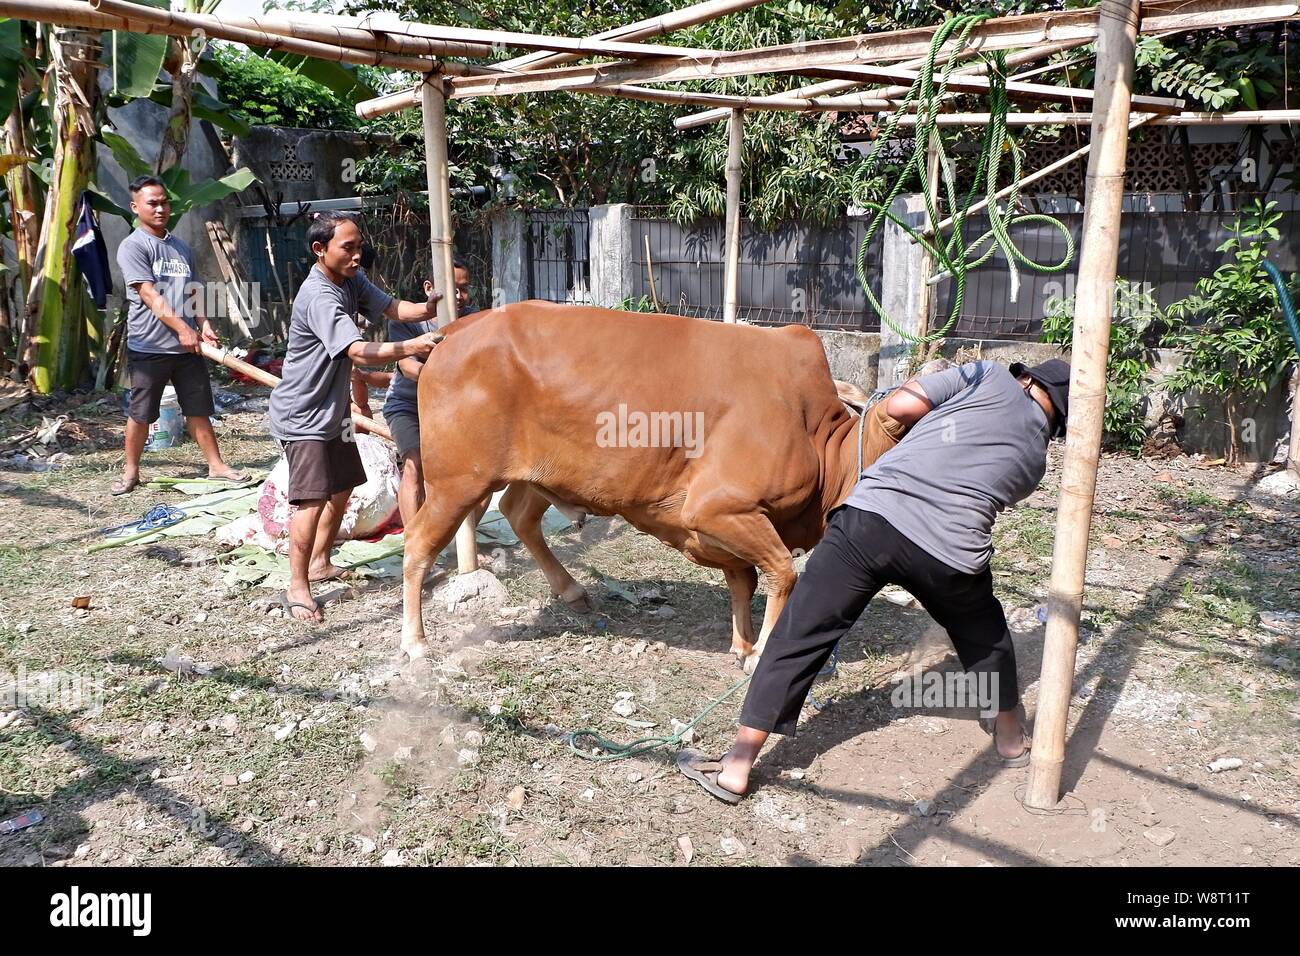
[308, 562, 350, 584]
[281, 589, 322, 623]
[716, 749, 752, 796]
[111, 474, 140, 496]
[994, 709, 1030, 759]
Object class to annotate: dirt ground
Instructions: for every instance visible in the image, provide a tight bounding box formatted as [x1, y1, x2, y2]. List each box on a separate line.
[1, 389, 1297, 867]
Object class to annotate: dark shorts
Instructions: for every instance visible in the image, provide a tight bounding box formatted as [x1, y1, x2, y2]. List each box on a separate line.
[385, 408, 421, 462]
[280, 435, 366, 504]
[127, 350, 214, 424]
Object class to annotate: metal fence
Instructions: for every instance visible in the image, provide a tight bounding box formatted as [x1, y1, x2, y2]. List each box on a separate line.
[629, 208, 884, 330]
[239, 208, 494, 318]
[935, 207, 1300, 340]
[525, 208, 591, 303]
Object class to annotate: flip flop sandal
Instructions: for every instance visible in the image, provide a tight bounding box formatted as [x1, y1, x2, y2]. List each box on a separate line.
[208, 470, 253, 484]
[280, 592, 322, 623]
[110, 476, 140, 496]
[980, 705, 1032, 768]
[676, 749, 745, 805]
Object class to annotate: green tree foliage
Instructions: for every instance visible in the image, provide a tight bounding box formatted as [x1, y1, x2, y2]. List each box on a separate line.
[207, 44, 361, 130]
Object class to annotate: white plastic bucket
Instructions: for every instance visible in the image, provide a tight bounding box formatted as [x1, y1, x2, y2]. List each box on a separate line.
[146, 385, 183, 450]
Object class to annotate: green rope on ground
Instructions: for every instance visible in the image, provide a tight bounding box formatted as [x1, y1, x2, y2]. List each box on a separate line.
[567, 674, 751, 761]
[854, 13, 1076, 347]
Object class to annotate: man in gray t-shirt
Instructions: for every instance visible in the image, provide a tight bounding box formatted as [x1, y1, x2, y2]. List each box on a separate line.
[272, 212, 442, 624]
[111, 175, 249, 496]
[678, 358, 1072, 805]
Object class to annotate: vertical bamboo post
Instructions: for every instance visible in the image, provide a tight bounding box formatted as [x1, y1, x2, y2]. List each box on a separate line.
[722, 108, 743, 324]
[420, 71, 478, 574]
[1025, 0, 1142, 809]
[915, 132, 941, 361]
[1288, 365, 1300, 476]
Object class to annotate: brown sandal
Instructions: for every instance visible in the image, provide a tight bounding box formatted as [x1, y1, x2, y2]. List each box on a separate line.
[111, 476, 140, 496]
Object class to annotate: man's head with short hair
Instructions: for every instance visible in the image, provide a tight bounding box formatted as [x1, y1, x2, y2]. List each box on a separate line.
[307, 211, 364, 282]
[128, 175, 171, 235]
[421, 255, 472, 312]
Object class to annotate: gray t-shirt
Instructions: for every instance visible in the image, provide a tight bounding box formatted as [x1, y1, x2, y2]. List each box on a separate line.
[268, 266, 393, 442]
[117, 229, 199, 354]
[844, 360, 1051, 574]
[382, 305, 476, 418]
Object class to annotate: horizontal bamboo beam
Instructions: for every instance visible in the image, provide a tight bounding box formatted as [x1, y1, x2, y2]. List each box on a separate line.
[673, 37, 1090, 129]
[498, 0, 771, 73]
[449, 1, 1300, 98]
[885, 109, 1300, 126]
[0, 0, 432, 72]
[213, 11, 497, 59]
[281, 9, 724, 61]
[921, 112, 1158, 241]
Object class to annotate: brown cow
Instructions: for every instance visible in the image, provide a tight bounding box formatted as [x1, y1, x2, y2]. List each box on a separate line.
[400, 301, 907, 669]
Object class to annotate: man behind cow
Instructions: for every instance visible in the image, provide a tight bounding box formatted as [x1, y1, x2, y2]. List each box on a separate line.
[112, 175, 250, 495]
[679, 358, 1071, 802]
[383, 255, 478, 528]
[269, 211, 443, 623]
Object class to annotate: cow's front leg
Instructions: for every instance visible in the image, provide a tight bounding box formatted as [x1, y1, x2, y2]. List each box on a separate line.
[722, 566, 759, 662]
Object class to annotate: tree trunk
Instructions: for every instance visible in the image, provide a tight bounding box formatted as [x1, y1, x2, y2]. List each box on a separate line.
[27, 28, 99, 394]
[155, 37, 195, 173]
[6, 67, 42, 380]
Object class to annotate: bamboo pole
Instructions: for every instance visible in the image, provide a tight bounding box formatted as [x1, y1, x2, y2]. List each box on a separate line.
[200, 344, 392, 442]
[722, 109, 743, 324]
[498, 0, 771, 73]
[1290, 366, 1300, 476]
[447, 0, 1299, 98]
[357, 80, 889, 120]
[356, 0, 771, 118]
[283, 9, 725, 61]
[675, 37, 1092, 129]
[1025, 0, 1143, 811]
[210, 11, 497, 59]
[921, 113, 1157, 241]
[0, 0, 435, 72]
[420, 73, 478, 575]
[888, 109, 1300, 126]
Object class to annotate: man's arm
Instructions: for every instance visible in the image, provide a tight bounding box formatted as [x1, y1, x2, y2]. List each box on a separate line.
[134, 280, 200, 352]
[884, 378, 934, 428]
[346, 332, 441, 365]
[383, 285, 444, 323]
[396, 357, 424, 383]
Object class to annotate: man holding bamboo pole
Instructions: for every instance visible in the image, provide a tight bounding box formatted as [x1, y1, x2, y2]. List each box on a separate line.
[269, 211, 443, 623]
[113, 175, 252, 496]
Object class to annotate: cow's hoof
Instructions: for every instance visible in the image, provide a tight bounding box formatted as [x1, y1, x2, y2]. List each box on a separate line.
[558, 584, 593, 613]
[401, 637, 432, 662]
[742, 652, 762, 676]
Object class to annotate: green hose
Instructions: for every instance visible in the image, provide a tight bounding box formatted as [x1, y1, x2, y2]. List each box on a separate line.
[854, 14, 1075, 346]
[1261, 259, 1300, 355]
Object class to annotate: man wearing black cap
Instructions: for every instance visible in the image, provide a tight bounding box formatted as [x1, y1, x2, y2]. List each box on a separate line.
[678, 358, 1069, 803]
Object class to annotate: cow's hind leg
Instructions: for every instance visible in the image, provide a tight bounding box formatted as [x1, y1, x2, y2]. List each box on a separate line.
[401, 477, 495, 661]
[687, 506, 798, 673]
[722, 566, 759, 661]
[499, 482, 592, 612]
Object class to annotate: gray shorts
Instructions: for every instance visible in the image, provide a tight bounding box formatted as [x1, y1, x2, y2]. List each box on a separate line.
[386, 409, 421, 462]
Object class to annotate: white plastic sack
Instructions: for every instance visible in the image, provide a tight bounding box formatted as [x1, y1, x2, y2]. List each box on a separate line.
[216, 434, 400, 550]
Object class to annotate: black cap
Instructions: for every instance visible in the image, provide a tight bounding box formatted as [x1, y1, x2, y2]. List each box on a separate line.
[1010, 358, 1071, 436]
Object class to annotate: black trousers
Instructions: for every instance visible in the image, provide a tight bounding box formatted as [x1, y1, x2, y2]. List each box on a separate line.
[740, 506, 1020, 736]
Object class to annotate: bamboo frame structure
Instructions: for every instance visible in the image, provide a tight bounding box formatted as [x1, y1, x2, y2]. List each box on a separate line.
[446, 1, 1299, 98]
[16, 0, 1300, 814]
